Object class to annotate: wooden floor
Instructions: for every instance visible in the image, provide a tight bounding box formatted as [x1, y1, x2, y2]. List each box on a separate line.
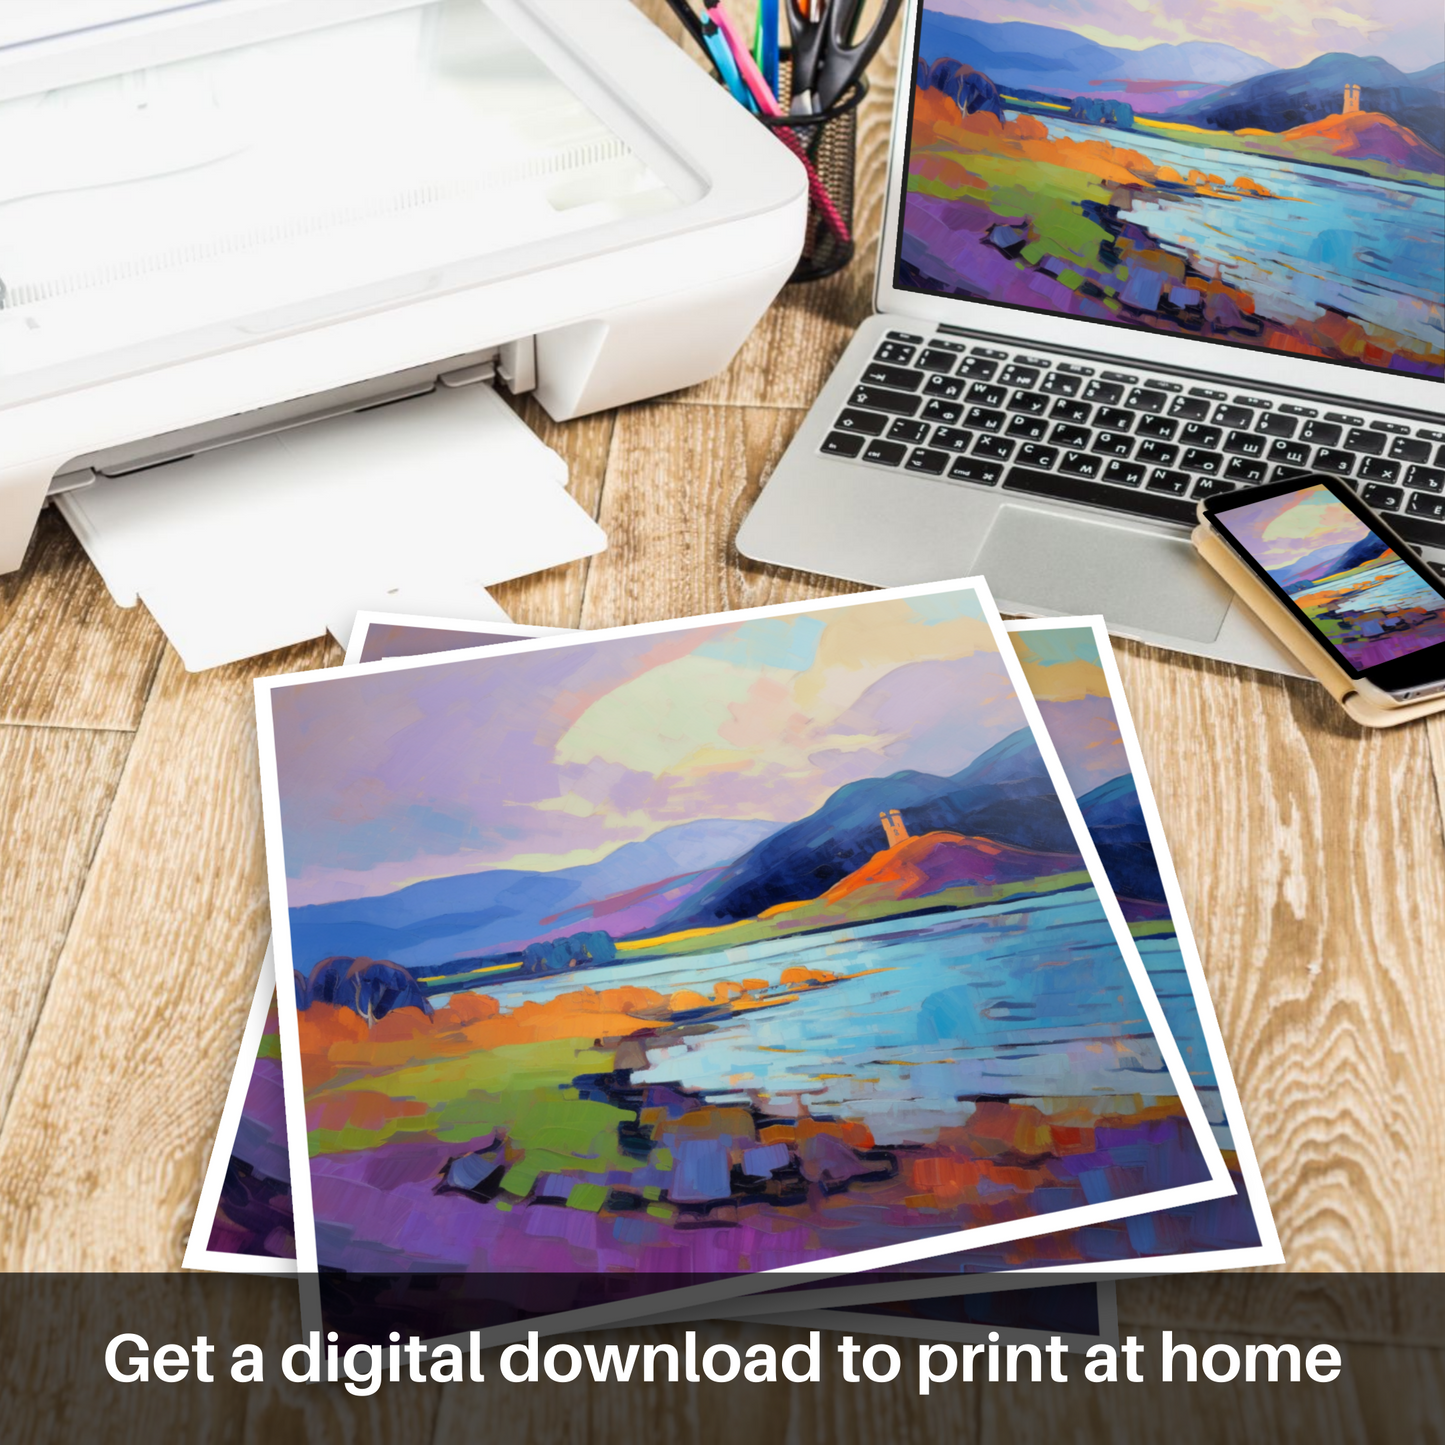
[1, 5, 1442, 1440]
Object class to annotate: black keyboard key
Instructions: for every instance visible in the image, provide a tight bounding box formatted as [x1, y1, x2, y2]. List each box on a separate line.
[1182, 448, 1223, 474]
[862, 363, 925, 390]
[1358, 456, 1400, 483]
[948, 457, 1003, 485]
[1040, 372, 1081, 397]
[835, 408, 889, 436]
[1180, 423, 1222, 449]
[957, 356, 999, 380]
[906, 447, 950, 476]
[1101, 370, 1138, 384]
[998, 364, 1040, 388]
[1189, 387, 1227, 399]
[966, 382, 1008, 408]
[821, 431, 865, 457]
[1273, 464, 1316, 482]
[1280, 403, 1318, 417]
[1407, 491, 1445, 522]
[1136, 414, 1178, 441]
[1126, 388, 1167, 413]
[1083, 379, 1123, 405]
[1300, 420, 1341, 446]
[860, 438, 907, 467]
[1269, 438, 1312, 467]
[1050, 398, 1092, 424]
[1223, 430, 1266, 458]
[1438, 445, 1445, 467]
[886, 330, 923, 343]
[1422, 428, 1445, 443]
[1008, 390, 1050, 416]
[1006, 414, 1048, 441]
[1092, 432, 1134, 458]
[1004, 466, 1196, 524]
[874, 342, 916, 365]
[924, 374, 966, 400]
[1224, 456, 1268, 483]
[1147, 469, 1191, 495]
[1050, 423, 1091, 450]
[1016, 444, 1059, 470]
[1193, 476, 1236, 499]
[916, 348, 959, 373]
[1169, 395, 1211, 421]
[930, 426, 973, 452]
[1343, 428, 1384, 456]
[1325, 411, 1363, 426]
[933, 340, 969, 353]
[1257, 413, 1298, 438]
[1095, 406, 1134, 432]
[1395, 513, 1445, 551]
[1361, 483, 1403, 511]
[887, 418, 931, 444]
[1406, 465, 1445, 493]
[970, 345, 1007, 359]
[851, 384, 921, 417]
[922, 398, 962, 424]
[1214, 404, 1254, 429]
[1060, 450, 1103, 478]
[1104, 459, 1146, 487]
[965, 406, 1006, 432]
[973, 435, 1015, 461]
[1314, 448, 1354, 476]
[1136, 440, 1179, 467]
[1389, 436, 1431, 464]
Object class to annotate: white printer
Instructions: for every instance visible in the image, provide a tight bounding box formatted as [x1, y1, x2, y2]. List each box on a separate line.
[0, 0, 806, 664]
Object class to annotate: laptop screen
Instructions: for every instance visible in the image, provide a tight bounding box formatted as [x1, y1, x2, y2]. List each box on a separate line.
[894, 1, 1445, 382]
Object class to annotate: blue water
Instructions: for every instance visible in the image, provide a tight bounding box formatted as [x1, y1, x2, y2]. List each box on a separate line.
[1033, 112, 1445, 355]
[484, 890, 1197, 1144]
[1293, 556, 1445, 614]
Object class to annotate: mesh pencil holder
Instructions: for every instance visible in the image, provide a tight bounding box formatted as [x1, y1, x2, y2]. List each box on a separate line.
[758, 65, 867, 283]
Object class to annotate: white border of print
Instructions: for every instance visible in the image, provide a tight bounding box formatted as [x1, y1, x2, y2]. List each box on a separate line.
[182, 943, 292, 1277]
[253, 577, 1233, 1344]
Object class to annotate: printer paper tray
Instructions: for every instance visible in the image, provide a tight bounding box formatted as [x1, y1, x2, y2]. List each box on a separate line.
[57, 383, 605, 670]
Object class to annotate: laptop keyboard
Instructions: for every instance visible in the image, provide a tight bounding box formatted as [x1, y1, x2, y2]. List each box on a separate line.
[821, 330, 1445, 557]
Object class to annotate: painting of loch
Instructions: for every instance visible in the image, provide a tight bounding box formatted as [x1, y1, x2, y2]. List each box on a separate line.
[270, 591, 1214, 1309]
[906, 0, 1445, 377]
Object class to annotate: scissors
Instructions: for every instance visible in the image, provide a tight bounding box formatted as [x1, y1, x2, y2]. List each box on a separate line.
[785, 0, 903, 113]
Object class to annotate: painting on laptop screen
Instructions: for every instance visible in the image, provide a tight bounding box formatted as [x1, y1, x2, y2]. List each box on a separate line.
[899, 0, 1445, 379]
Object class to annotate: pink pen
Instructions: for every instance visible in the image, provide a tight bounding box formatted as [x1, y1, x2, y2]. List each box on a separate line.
[706, 1, 853, 247]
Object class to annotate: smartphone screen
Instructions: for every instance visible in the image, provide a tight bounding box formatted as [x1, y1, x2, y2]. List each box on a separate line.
[1204, 475, 1445, 695]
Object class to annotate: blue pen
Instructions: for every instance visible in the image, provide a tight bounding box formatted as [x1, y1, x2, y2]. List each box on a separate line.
[701, 13, 756, 110]
[758, 0, 780, 97]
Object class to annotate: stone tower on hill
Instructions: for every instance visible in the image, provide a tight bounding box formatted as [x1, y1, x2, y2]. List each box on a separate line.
[1343, 84, 1361, 115]
[880, 809, 909, 847]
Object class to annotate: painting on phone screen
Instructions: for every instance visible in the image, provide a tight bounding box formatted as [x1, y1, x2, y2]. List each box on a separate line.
[1225, 483, 1445, 668]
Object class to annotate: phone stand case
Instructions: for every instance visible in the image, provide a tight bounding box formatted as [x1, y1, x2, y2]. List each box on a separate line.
[1192, 523, 1445, 729]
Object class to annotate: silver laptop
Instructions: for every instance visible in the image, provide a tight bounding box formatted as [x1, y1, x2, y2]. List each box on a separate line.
[738, 0, 1445, 673]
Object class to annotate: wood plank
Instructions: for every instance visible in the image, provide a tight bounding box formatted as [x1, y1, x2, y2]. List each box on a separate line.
[489, 397, 614, 631]
[0, 725, 133, 1126]
[1108, 637, 1445, 1271]
[985, 1321, 1419, 1445]
[430, 1321, 981, 1445]
[579, 403, 866, 630]
[0, 508, 165, 730]
[0, 640, 333, 1270]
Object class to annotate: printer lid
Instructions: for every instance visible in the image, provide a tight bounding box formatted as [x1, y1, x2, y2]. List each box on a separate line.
[0, 0, 713, 411]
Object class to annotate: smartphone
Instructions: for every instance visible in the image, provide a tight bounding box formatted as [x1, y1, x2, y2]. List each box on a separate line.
[1200, 473, 1445, 704]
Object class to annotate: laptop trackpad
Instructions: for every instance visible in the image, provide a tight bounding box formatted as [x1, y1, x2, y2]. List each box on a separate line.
[976, 505, 1232, 643]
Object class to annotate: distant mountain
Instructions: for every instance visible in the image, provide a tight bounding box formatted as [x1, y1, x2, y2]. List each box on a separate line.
[916, 14, 1263, 110]
[1271, 530, 1392, 591]
[287, 816, 778, 972]
[1413, 62, 1445, 92]
[1076, 774, 1165, 906]
[1099, 40, 1272, 86]
[647, 728, 1076, 932]
[1166, 52, 1445, 152]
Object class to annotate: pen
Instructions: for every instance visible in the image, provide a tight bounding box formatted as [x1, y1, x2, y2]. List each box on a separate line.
[754, 0, 780, 98]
